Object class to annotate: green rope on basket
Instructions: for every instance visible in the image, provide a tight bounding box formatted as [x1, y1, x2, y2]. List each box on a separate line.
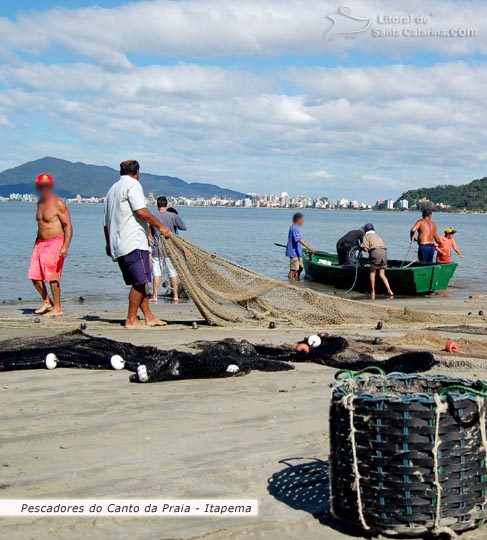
[335, 366, 386, 381]
[439, 384, 487, 399]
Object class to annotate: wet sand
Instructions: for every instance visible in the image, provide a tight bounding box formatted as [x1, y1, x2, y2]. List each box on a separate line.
[1, 296, 487, 540]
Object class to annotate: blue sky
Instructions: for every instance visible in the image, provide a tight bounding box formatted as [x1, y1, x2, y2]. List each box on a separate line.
[0, 0, 486, 201]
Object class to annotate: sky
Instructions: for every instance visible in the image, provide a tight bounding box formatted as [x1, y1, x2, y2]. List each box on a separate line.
[0, 0, 486, 202]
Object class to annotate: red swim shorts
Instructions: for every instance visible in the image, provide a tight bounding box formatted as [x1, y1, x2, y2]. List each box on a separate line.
[28, 237, 65, 282]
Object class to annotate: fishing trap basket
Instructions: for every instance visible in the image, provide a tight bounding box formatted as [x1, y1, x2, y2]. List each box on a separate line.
[329, 370, 487, 536]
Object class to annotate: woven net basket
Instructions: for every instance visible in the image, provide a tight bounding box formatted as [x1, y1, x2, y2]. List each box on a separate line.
[329, 370, 487, 536]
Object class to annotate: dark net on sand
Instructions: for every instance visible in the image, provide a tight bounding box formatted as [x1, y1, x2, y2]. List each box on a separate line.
[161, 236, 469, 328]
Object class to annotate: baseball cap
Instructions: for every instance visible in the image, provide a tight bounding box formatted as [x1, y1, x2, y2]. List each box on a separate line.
[444, 227, 457, 235]
[363, 223, 375, 232]
[35, 173, 54, 187]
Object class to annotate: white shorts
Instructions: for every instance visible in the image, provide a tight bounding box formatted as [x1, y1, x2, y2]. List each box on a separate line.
[152, 256, 178, 279]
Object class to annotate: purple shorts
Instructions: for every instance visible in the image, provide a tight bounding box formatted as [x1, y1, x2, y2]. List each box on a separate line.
[117, 249, 151, 286]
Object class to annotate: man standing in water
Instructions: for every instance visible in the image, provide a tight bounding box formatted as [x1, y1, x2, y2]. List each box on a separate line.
[285, 212, 315, 280]
[28, 174, 73, 317]
[150, 196, 187, 305]
[410, 208, 441, 263]
[104, 160, 172, 329]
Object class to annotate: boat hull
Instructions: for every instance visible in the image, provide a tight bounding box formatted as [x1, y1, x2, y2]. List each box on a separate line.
[303, 251, 458, 295]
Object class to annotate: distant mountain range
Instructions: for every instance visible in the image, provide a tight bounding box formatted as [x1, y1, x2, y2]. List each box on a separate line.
[397, 176, 487, 212]
[0, 157, 246, 199]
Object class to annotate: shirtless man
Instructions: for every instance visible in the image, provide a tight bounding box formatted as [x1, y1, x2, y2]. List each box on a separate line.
[28, 174, 73, 316]
[409, 208, 441, 263]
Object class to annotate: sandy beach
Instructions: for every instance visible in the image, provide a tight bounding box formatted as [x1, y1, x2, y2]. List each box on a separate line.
[1, 295, 487, 540]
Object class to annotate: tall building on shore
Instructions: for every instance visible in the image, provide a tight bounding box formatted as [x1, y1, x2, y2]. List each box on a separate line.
[398, 199, 409, 210]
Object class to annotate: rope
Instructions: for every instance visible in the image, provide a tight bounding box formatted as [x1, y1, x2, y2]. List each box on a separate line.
[400, 241, 415, 268]
[478, 398, 487, 512]
[343, 394, 370, 530]
[438, 385, 487, 399]
[432, 394, 448, 531]
[401, 259, 418, 268]
[335, 366, 386, 381]
[345, 246, 362, 294]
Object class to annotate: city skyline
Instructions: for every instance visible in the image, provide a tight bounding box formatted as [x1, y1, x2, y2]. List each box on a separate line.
[0, 189, 413, 212]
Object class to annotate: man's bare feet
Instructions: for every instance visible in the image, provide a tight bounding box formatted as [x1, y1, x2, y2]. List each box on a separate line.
[149, 297, 158, 304]
[173, 297, 180, 304]
[125, 318, 144, 329]
[371, 293, 376, 300]
[145, 318, 168, 327]
[43, 309, 64, 317]
[35, 301, 53, 314]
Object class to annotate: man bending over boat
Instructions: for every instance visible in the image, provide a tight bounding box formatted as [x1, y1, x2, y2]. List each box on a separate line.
[28, 173, 73, 317]
[362, 223, 394, 300]
[286, 213, 315, 280]
[336, 227, 365, 265]
[410, 208, 441, 263]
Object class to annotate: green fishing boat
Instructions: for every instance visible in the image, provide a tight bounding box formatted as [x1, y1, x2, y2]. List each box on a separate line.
[303, 250, 458, 295]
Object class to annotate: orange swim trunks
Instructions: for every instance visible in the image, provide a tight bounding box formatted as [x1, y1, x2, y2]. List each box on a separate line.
[27, 237, 65, 282]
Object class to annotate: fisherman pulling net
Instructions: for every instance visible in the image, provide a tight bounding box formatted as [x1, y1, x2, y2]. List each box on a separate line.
[160, 236, 474, 328]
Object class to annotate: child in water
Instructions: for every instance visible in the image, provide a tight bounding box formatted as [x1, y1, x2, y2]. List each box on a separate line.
[436, 228, 464, 263]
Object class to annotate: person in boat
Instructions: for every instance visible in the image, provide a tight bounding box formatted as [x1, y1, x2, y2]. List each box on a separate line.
[150, 196, 187, 304]
[286, 212, 315, 280]
[410, 208, 441, 263]
[361, 223, 394, 300]
[436, 228, 464, 264]
[28, 173, 73, 317]
[336, 227, 365, 265]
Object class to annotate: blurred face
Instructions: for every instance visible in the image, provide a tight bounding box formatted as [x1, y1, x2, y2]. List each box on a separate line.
[296, 217, 304, 226]
[445, 233, 453, 239]
[36, 184, 53, 198]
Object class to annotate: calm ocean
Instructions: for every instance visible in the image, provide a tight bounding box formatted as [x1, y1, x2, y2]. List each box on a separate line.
[0, 203, 485, 303]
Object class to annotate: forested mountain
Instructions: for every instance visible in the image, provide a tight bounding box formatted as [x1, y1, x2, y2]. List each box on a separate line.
[397, 177, 487, 212]
[0, 157, 246, 199]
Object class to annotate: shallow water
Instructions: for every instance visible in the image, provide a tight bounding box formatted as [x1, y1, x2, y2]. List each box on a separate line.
[0, 203, 485, 303]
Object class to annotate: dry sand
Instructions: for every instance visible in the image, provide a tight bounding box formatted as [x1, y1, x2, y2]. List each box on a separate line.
[1, 295, 487, 540]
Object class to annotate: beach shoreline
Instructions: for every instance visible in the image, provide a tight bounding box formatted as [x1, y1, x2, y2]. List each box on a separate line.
[1, 297, 487, 539]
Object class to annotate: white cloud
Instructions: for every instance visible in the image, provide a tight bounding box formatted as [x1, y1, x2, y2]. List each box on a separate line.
[0, 59, 486, 198]
[0, 0, 485, 66]
[0, 2, 486, 199]
[311, 170, 332, 179]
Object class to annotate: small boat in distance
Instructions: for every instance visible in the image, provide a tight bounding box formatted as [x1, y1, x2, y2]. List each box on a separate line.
[303, 250, 458, 296]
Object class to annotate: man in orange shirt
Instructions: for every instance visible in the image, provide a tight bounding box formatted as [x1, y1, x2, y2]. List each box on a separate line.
[436, 228, 464, 263]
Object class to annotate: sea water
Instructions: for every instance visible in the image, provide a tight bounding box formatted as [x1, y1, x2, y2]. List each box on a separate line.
[0, 203, 485, 304]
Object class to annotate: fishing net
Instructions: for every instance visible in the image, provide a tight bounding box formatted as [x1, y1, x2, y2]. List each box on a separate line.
[160, 236, 470, 328]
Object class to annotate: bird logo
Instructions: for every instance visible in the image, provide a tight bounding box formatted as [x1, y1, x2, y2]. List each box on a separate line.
[323, 6, 372, 40]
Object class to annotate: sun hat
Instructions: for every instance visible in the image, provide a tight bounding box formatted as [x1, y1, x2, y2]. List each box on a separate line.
[35, 173, 54, 186]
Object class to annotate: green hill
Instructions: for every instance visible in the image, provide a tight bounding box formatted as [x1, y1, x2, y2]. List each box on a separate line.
[0, 157, 246, 200]
[397, 177, 487, 212]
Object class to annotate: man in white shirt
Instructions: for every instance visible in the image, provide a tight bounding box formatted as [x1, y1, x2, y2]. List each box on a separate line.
[104, 160, 171, 329]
